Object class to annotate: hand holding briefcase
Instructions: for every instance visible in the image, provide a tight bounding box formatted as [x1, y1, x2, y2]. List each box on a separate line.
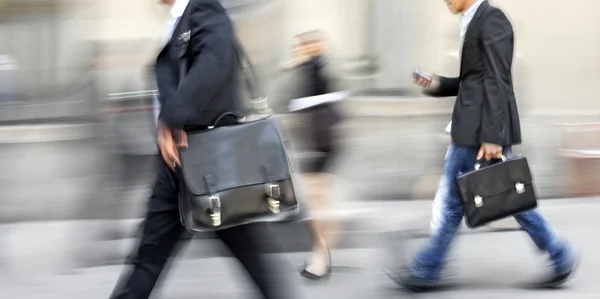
[456, 155, 537, 228]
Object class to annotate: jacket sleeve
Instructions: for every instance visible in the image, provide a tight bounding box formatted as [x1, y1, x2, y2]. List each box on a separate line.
[423, 76, 460, 97]
[159, 1, 235, 129]
[479, 9, 513, 145]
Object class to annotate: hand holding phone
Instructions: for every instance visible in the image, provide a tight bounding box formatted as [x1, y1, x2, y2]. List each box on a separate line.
[413, 69, 437, 89]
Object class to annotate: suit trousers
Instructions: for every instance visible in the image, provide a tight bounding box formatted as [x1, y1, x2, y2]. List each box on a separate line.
[109, 156, 302, 299]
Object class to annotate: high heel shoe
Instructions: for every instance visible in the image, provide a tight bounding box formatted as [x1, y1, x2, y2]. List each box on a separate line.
[300, 246, 332, 280]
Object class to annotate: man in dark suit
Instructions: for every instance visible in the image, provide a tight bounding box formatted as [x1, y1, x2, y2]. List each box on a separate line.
[400, 0, 578, 291]
[109, 1, 302, 298]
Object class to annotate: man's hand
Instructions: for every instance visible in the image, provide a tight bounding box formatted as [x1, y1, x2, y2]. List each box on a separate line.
[413, 72, 440, 89]
[477, 143, 503, 161]
[158, 121, 187, 171]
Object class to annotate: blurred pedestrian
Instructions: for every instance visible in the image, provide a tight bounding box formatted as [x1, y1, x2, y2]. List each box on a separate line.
[394, 0, 579, 291]
[109, 1, 303, 298]
[283, 31, 344, 280]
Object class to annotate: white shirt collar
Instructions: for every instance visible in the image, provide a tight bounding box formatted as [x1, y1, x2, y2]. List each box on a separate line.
[170, 0, 190, 19]
[460, 0, 486, 39]
[463, 0, 485, 19]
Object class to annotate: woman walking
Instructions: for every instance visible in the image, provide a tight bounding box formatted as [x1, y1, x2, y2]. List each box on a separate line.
[283, 31, 344, 280]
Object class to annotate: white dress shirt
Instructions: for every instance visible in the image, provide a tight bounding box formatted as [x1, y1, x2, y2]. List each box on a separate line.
[153, 0, 191, 125]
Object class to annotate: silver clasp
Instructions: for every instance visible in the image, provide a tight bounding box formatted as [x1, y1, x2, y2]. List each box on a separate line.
[266, 197, 280, 214]
[207, 194, 221, 226]
[515, 182, 525, 194]
[265, 183, 281, 214]
[474, 195, 483, 208]
[264, 183, 281, 198]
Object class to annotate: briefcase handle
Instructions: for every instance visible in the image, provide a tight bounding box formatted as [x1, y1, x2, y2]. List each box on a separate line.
[474, 155, 507, 171]
[207, 112, 245, 129]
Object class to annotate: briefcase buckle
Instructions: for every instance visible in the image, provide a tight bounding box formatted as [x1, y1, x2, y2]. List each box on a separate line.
[265, 183, 281, 214]
[267, 197, 281, 214]
[474, 195, 483, 208]
[265, 183, 281, 198]
[515, 182, 525, 194]
[207, 194, 221, 227]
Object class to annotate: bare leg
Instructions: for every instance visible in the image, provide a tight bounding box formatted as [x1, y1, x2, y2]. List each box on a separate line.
[302, 172, 342, 277]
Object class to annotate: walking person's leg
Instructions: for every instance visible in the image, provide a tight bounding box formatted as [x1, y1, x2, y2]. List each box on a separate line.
[219, 223, 306, 299]
[300, 146, 341, 279]
[402, 144, 479, 287]
[301, 172, 333, 279]
[514, 210, 578, 286]
[314, 172, 342, 252]
[505, 146, 577, 286]
[109, 158, 186, 299]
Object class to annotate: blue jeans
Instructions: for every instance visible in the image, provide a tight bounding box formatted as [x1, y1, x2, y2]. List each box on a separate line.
[412, 143, 574, 281]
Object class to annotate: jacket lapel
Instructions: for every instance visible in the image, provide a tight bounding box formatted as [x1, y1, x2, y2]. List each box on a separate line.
[459, 1, 490, 76]
[158, 18, 184, 58]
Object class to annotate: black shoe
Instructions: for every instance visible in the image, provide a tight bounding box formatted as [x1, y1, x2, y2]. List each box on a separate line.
[400, 273, 447, 292]
[384, 266, 447, 292]
[524, 249, 580, 289]
[523, 270, 576, 289]
[300, 267, 332, 281]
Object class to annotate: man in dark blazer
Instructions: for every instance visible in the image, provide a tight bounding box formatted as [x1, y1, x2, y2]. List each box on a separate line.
[109, 1, 302, 298]
[400, 0, 578, 291]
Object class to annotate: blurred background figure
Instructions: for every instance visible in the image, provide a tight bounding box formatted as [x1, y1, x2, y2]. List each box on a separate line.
[282, 31, 345, 280]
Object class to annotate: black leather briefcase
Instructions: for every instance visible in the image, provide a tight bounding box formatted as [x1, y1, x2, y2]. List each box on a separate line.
[456, 156, 537, 228]
[177, 116, 300, 232]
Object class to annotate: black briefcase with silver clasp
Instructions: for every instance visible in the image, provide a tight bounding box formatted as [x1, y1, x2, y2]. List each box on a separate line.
[456, 155, 538, 228]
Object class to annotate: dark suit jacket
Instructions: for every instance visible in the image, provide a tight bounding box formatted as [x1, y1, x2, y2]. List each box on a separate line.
[426, 1, 521, 147]
[155, 0, 239, 130]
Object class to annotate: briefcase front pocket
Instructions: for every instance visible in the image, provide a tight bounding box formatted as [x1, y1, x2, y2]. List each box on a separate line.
[177, 117, 300, 232]
[456, 157, 538, 228]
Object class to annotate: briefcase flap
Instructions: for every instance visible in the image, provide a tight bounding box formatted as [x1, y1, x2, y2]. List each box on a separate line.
[179, 118, 292, 196]
[456, 156, 533, 202]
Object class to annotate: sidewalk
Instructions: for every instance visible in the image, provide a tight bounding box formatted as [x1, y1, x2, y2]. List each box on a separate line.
[1, 198, 599, 277]
[1, 250, 389, 299]
[1, 239, 597, 299]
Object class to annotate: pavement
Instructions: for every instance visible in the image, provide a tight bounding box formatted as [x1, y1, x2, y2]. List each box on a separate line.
[1, 198, 600, 298]
[1, 247, 596, 299]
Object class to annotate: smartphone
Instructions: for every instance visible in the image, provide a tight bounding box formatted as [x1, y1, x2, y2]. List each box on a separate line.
[413, 69, 432, 83]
